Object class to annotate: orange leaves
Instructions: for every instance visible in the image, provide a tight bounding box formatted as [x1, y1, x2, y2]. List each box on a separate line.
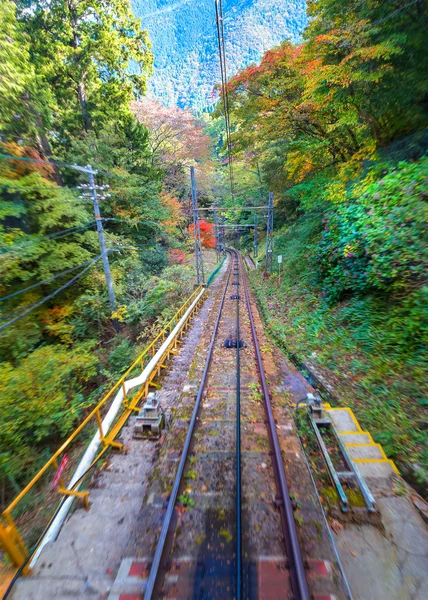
[188, 220, 215, 248]
[160, 191, 184, 234]
[0, 142, 55, 180]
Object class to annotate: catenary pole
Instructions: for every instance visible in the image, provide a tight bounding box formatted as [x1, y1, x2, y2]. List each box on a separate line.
[265, 192, 274, 273]
[190, 166, 205, 285]
[254, 213, 258, 259]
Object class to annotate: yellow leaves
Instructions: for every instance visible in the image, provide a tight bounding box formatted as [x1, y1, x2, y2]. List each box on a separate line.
[111, 305, 129, 323]
[44, 304, 75, 345]
[286, 151, 315, 183]
[160, 190, 185, 234]
[325, 181, 346, 205]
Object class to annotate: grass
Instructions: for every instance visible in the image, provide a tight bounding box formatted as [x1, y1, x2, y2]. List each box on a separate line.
[248, 267, 427, 491]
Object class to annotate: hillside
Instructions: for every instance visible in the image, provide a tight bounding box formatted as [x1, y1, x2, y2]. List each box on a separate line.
[132, 0, 307, 109]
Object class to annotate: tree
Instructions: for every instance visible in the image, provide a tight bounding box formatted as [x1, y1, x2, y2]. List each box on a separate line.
[17, 0, 153, 136]
[0, 0, 32, 131]
[132, 99, 213, 199]
[188, 220, 215, 248]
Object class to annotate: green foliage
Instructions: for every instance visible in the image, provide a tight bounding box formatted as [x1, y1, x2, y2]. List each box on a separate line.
[250, 269, 427, 476]
[315, 159, 428, 301]
[139, 247, 168, 275]
[0, 344, 97, 484]
[17, 0, 153, 135]
[0, 1, 32, 129]
[107, 339, 135, 374]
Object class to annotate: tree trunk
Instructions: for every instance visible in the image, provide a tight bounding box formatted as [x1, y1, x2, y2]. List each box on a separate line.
[67, 0, 93, 133]
[77, 79, 92, 133]
[22, 90, 64, 185]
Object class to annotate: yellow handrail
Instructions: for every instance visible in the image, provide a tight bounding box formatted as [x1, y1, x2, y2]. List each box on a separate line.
[1, 285, 204, 526]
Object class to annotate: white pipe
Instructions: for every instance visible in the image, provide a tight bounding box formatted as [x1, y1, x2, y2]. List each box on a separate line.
[30, 288, 205, 566]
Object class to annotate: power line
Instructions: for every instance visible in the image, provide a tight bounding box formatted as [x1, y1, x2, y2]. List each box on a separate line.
[102, 218, 161, 229]
[0, 183, 93, 195]
[0, 222, 96, 256]
[0, 152, 114, 178]
[214, 0, 235, 197]
[0, 258, 99, 303]
[0, 253, 107, 332]
[0, 152, 95, 174]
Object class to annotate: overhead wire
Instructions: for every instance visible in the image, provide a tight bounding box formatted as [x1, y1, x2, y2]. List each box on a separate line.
[0, 152, 114, 178]
[0, 252, 107, 332]
[0, 222, 96, 256]
[214, 0, 235, 198]
[0, 258, 101, 303]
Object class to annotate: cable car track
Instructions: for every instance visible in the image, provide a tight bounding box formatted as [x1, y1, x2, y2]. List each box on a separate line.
[144, 249, 309, 600]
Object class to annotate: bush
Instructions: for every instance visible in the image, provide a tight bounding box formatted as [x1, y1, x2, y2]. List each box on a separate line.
[0, 344, 97, 488]
[315, 159, 428, 302]
[140, 247, 168, 274]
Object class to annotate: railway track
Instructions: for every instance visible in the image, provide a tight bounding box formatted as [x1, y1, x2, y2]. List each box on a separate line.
[144, 249, 309, 600]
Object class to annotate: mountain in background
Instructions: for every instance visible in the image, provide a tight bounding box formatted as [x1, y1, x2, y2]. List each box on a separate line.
[132, 0, 307, 109]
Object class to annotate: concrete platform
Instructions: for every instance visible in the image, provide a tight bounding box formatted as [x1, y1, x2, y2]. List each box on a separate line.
[334, 495, 428, 600]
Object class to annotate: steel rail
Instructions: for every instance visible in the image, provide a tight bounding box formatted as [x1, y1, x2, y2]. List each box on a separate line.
[143, 253, 233, 600]
[233, 250, 243, 599]
[240, 254, 310, 600]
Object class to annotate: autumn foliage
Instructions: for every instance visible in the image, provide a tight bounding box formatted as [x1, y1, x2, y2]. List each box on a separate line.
[169, 249, 186, 264]
[188, 220, 215, 248]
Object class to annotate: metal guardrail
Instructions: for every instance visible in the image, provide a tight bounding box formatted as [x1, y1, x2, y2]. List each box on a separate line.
[0, 285, 206, 571]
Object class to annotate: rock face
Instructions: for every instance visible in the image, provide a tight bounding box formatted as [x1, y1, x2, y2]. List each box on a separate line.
[132, 0, 307, 109]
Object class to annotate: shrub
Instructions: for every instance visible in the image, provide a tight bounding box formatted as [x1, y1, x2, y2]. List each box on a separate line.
[0, 344, 97, 488]
[315, 158, 428, 302]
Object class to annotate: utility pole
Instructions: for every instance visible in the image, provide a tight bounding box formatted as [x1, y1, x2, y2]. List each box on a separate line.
[253, 213, 258, 259]
[79, 166, 120, 332]
[265, 192, 274, 273]
[190, 166, 205, 286]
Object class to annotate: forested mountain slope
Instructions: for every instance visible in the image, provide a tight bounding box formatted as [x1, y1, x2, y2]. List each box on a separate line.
[132, 0, 307, 108]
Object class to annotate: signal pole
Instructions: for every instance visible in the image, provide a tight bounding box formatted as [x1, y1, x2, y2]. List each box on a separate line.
[190, 166, 205, 286]
[265, 192, 274, 273]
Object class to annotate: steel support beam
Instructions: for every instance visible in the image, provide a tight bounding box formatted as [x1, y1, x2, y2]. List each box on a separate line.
[190, 166, 205, 285]
[265, 192, 274, 273]
[254, 213, 258, 258]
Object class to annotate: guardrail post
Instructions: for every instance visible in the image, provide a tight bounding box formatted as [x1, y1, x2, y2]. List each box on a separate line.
[0, 515, 28, 571]
[95, 408, 104, 440]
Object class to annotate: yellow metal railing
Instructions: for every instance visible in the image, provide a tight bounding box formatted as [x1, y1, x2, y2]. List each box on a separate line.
[0, 285, 205, 570]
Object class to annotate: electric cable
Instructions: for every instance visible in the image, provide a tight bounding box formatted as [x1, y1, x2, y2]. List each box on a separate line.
[214, 0, 235, 197]
[0, 258, 100, 302]
[0, 252, 107, 332]
[0, 152, 113, 178]
[0, 223, 96, 256]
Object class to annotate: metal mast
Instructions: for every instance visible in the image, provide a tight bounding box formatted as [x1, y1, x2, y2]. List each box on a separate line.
[253, 213, 258, 259]
[219, 215, 225, 255]
[265, 192, 274, 273]
[214, 210, 221, 262]
[190, 166, 205, 286]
